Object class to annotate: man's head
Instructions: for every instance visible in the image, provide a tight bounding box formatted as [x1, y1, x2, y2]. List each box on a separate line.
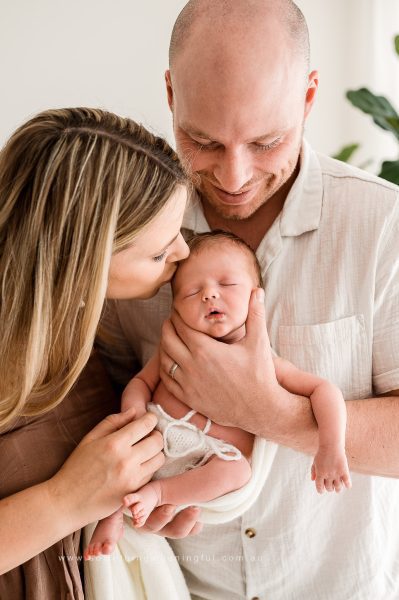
[172, 231, 263, 342]
[166, 0, 318, 221]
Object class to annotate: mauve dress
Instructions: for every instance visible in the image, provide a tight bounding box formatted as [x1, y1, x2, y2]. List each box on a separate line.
[0, 351, 119, 600]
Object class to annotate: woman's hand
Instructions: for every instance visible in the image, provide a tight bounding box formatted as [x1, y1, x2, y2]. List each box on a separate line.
[46, 408, 165, 529]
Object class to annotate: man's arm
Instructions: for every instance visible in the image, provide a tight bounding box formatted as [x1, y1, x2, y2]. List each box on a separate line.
[159, 289, 399, 479]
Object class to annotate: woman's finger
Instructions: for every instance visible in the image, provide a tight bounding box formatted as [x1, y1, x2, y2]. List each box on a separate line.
[132, 430, 164, 462]
[82, 407, 137, 443]
[140, 450, 166, 478]
[112, 412, 158, 446]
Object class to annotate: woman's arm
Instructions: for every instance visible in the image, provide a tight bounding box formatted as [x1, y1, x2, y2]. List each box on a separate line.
[0, 409, 164, 574]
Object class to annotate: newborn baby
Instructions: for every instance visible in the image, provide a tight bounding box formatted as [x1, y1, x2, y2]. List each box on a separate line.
[85, 231, 351, 559]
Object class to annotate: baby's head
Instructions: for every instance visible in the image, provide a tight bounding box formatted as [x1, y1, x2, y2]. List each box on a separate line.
[172, 231, 263, 343]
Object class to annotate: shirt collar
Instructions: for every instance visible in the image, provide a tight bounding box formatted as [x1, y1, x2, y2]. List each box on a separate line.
[182, 139, 323, 237]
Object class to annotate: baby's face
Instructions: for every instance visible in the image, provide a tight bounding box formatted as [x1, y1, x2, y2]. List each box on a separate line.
[173, 243, 258, 341]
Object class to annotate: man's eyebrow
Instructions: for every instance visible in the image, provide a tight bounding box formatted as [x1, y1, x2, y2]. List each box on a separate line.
[180, 122, 214, 140]
[180, 122, 285, 144]
[155, 232, 180, 254]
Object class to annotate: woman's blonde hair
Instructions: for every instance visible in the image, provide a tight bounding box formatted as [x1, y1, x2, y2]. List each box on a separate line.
[0, 107, 187, 429]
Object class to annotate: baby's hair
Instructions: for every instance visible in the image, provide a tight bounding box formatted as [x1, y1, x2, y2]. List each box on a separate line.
[174, 229, 263, 287]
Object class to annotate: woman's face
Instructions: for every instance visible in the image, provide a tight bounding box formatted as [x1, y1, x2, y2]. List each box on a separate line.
[107, 185, 189, 299]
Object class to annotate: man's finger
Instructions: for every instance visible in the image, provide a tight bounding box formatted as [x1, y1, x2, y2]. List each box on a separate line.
[143, 506, 201, 538]
[141, 504, 177, 533]
[160, 318, 191, 364]
[159, 368, 184, 401]
[170, 310, 213, 352]
[244, 288, 269, 350]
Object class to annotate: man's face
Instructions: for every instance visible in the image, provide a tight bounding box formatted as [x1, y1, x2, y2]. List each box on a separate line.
[166, 38, 317, 221]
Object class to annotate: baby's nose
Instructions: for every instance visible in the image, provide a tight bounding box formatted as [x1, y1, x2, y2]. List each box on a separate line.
[202, 288, 219, 302]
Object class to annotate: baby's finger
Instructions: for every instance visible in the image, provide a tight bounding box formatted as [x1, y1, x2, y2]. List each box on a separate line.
[342, 474, 352, 489]
[315, 476, 325, 494]
[324, 478, 334, 492]
[333, 479, 342, 493]
[311, 464, 316, 481]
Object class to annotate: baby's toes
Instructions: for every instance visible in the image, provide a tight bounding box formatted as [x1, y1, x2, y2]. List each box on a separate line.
[101, 541, 115, 555]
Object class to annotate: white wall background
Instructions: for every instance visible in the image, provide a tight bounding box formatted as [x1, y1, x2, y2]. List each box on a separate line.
[1, 0, 398, 172]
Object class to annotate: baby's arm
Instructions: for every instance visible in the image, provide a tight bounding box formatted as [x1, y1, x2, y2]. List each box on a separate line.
[121, 352, 161, 418]
[273, 356, 351, 494]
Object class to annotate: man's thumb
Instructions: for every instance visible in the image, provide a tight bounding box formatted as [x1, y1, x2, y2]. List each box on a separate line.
[245, 288, 269, 345]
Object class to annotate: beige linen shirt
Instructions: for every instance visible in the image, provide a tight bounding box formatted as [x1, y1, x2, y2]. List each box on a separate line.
[98, 141, 399, 600]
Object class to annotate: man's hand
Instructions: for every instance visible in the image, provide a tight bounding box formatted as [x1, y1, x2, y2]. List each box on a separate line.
[141, 505, 203, 538]
[159, 288, 283, 434]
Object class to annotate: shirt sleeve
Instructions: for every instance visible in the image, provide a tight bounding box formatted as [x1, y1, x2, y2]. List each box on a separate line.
[372, 193, 399, 394]
[96, 300, 142, 388]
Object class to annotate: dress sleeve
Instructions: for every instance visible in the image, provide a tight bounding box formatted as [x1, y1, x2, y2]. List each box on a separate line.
[96, 300, 141, 388]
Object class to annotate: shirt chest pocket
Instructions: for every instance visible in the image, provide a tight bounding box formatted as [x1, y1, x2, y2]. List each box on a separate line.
[278, 315, 371, 400]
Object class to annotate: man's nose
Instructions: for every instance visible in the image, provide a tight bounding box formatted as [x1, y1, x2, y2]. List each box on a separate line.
[213, 147, 253, 193]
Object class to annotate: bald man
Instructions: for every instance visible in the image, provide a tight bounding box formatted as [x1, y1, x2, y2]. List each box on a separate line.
[98, 1, 399, 598]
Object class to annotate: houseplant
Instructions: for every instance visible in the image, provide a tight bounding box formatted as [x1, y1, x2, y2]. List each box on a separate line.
[334, 34, 399, 184]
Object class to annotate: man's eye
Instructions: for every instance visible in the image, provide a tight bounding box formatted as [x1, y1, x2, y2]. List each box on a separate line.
[152, 251, 167, 262]
[191, 138, 219, 151]
[253, 137, 281, 152]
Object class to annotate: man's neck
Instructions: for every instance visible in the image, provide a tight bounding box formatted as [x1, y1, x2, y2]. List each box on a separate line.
[201, 163, 299, 251]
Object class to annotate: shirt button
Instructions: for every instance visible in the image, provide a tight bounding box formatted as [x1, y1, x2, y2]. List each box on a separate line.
[245, 527, 256, 538]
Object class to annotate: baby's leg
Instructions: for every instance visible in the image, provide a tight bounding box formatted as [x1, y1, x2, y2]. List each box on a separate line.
[124, 455, 251, 527]
[84, 507, 124, 560]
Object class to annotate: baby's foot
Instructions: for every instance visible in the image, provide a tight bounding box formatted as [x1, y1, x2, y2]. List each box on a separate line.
[124, 482, 162, 527]
[84, 508, 124, 560]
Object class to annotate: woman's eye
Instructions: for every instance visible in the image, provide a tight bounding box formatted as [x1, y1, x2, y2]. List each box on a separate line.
[152, 251, 167, 263]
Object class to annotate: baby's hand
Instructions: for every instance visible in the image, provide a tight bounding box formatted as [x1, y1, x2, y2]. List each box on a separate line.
[311, 446, 352, 494]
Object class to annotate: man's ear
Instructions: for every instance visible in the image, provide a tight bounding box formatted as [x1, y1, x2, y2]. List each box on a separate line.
[304, 70, 319, 119]
[165, 70, 174, 111]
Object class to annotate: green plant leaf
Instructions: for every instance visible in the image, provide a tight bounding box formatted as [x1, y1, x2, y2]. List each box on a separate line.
[333, 143, 360, 163]
[395, 35, 399, 56]
[346, 88, 399, 139]
[379, 160, 399, 185]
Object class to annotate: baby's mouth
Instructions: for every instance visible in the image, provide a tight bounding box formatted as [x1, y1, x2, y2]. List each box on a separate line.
[205, 308, 226, 320]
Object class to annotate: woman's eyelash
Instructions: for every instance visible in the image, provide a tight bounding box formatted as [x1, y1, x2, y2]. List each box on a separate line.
[153, 251, 167, 262]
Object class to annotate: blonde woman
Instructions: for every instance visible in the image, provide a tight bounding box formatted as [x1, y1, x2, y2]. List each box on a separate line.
[0, 107, 191, 598]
